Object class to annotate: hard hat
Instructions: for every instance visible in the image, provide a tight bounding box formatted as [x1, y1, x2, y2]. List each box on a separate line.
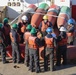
[3, 18, 8, 23]
[30, 27, 37, 34]
[59, 26, 66, 32]
[46, 27, 52, 33]
[0, 23, 3, 28]
[26, 24, 32, 30]
[43, 15, 48, 20]
[12, 24, 18, 29]
[68, 18, 76, 25]
[21, 15, 28, 21]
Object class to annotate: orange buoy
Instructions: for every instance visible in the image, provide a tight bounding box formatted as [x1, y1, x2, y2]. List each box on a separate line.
[47, 4, 60, 26]
[31, 9, 46, 28]
[28, 4, 37, 11]
[57, 13, 68, 28]
[57, 6, 71, 28]
[31, 3, 49, 28]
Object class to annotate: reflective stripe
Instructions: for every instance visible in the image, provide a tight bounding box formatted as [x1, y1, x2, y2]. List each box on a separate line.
[28, 36, 38, 49]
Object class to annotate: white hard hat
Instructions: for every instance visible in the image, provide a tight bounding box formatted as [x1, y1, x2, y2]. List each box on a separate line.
[59, 27, 66, 32]
[21, 15, 28, 21]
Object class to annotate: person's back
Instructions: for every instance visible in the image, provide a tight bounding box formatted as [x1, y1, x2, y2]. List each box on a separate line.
[67, 18, 76, 45]
[17, 15, 29, 43]
[28, 27, 40, 73]
[44, 27, 56, 71]
[10, 24, 21, 63]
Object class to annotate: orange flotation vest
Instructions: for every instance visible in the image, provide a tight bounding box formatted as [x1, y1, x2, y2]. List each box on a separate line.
[41, 21, 50, 32]
[24, 32, 31, 41]
[28, 36, 38, 49]
[58, 37, 67, 46]
[45, 36, 54, 48]
[18, 22, 27, 34]
[10, 32, 20, 43]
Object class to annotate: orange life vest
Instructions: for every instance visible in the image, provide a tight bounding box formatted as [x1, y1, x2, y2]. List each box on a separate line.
[24, 32, 31, 41]
[58, 37, 67, 46]
[45, 36, 54, 48]
[41, 21, 50, 32]
[28, 36, 38, 49]
[21, 23, 26, 33]
[10, 32, 20, 43]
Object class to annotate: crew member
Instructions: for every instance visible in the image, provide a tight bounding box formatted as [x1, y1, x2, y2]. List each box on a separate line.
[0, 23, 9, 64]
[45, 27, 56, 71]
[18, 15, 28, 43]
[39, 15, 52, 37]
[10, 24, 21, 63]
[2, 18, 11, 46]
[24, 24, 32, 67]
[67, 18, 76, 45]
[28, 27, 40, 73]
[56, 26, 67, 66]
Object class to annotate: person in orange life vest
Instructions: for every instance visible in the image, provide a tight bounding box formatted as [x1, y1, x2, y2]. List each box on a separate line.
[39, 15, 52, 37]
[10, 24, 21, 63]
[24, 24, 32, 67]
[0, 23, 9, 64]
[67, 18, 76, 45]
[17, 15, 29, 43]
[2, 18, 11, 46]
[28, 27, 40, 73]
[44, 27, 56, 71]
[56, 26, 67, 66]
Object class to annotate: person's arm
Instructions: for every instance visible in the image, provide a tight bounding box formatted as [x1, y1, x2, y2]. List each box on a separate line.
[56, 35, 62, 42]
[35, 38, 40, 47]
[39, 22, 42, 30]
[49, 22, 52, 27]
[11, 30, 18, 43]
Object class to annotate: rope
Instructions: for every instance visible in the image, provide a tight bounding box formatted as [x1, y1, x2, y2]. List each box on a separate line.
[9, 11, 66, 25]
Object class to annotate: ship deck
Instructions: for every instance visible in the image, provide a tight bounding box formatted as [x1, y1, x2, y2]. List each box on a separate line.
[0, 56, 76, 75]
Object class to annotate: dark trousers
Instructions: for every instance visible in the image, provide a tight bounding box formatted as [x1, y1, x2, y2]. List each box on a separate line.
[20, 33, 24, 44]
[5, 35, 11, 46]
[24, 43, 29, 66]
[0, 44, 6, 63]
[29, 49, 40, 72]
[44, 47, 54, 71]
[56, 45, 67, 65]
[41, 31, 47, 37]
[12, 43, 21, 63]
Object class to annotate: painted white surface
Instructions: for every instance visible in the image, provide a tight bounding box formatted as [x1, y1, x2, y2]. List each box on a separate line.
[0, 0, 8, 6]
[54, 0, 70, 7]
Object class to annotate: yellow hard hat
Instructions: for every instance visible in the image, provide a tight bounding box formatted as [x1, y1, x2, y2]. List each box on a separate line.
[43, 15, 48, 20]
